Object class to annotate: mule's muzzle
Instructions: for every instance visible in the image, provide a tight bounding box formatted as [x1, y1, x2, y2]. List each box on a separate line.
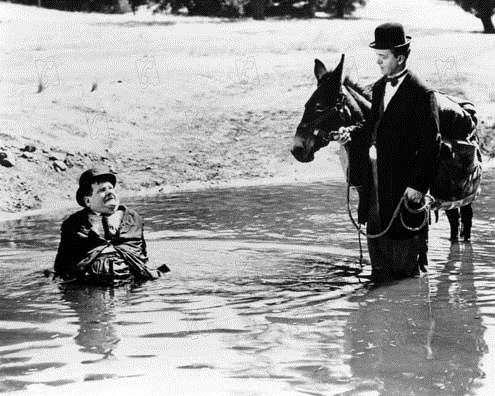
[291, 134, 315, 163]
[291, 146, 314, 163]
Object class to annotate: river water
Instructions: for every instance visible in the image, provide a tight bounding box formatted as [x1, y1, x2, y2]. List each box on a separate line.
[0, 171, 494, 395]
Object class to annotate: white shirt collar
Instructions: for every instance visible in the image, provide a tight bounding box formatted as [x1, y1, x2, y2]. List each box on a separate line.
[386, 68, 408, 85]
[383, 69, 408, 109]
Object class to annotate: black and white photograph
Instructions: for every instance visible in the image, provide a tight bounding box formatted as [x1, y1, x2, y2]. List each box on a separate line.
[0, 0, 494, 394]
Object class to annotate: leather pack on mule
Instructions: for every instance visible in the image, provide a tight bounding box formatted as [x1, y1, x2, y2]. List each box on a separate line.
[430, 92, 482, 210]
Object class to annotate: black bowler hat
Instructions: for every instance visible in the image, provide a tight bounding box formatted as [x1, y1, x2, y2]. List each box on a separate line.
[76, 168, 117, 207]
[369, 22, 411, 50]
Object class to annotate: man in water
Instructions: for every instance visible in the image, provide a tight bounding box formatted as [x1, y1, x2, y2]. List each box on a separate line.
[54, 168, 166, 283]
[339, 23, 441, 281]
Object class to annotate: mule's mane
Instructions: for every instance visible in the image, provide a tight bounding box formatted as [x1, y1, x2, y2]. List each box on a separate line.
[343, 76, 372, 103]
[340, 76, 372, 123]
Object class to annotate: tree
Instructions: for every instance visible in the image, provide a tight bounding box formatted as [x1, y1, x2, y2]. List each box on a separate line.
[452, 0, 495, 33]
[307, 0, 316, 18]
[6, 0, 131, 12]
[128, 0, 147, 13]
[249, 0, 264, 19]
[319, 0, 367, 18]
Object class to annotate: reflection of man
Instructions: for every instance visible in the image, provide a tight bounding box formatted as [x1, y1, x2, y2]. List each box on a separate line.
[55, 168, 164, 283]
[339, 23, 441, 280]
[61, 284, 120, 356]
[346, 243, 486, 395]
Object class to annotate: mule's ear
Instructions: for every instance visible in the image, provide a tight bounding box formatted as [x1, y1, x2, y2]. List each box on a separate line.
[334, 54, 345, 85]
[314, 58, 327, 81]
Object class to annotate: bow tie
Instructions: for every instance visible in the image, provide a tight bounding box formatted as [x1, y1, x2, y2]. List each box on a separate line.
[386, 76, 400, 87]
[385, 70, 407, 87]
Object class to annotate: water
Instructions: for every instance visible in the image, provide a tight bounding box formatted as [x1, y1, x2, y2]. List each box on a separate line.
[0, 172, 494, 395]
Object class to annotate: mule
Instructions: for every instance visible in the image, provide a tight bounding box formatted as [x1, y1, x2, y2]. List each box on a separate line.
[291, 55, 480, 209]
[291, 55, 481, 246]
[291, 55, 371, 164]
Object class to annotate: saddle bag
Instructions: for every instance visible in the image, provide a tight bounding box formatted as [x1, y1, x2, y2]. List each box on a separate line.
[435, 92, 478, 140]
[430, 138, 482, 210]
[429, 92, 482, 210]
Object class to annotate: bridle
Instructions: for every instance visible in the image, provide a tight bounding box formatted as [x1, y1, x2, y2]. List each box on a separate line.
[297, 89, 352, 142]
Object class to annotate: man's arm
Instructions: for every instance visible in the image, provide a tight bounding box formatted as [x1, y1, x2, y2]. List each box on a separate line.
[407, 89, 441, 198]
[140, 218, 164, 277]
[115, 210, 162, 279]
[54, 221, 73, 278]
[54, 214, 103, 279]
[141, 228, 148, 259]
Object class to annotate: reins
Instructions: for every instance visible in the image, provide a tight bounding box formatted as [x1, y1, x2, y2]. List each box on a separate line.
[298, 93, 348, 137]
[345, 162, 433, 269]
[345, 176, 432, 239]
[313, 83, 433, 238]
[301, 78, 433, 269]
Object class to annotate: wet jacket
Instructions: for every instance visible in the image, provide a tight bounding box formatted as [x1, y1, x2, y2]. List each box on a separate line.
[54, 206, 158, 281]
[348, 71, 441, 238]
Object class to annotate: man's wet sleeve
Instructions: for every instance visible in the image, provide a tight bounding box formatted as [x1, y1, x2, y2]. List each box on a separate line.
[54, 222, 72, 277]
[408, 90, 441, 194]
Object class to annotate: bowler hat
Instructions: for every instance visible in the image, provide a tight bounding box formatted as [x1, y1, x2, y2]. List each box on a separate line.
[369, 22, 411, 50]
[76, 168, 117, 207]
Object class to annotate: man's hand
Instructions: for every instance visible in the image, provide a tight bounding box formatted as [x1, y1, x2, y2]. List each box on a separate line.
[336, 126, 352, 145]
[405, 187, 423, 204]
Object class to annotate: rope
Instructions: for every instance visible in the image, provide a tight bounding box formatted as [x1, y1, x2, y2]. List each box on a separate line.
[357, 224, 363, 270]
[345, 162, 432, 239]
[403, 197, 433, 214]
[400, 206, 431, 232]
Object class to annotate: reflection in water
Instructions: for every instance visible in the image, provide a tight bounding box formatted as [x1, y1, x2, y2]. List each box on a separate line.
[60, 285, 124, 357]
[346, 242, 486, 395]
[0, 172, 494, 394]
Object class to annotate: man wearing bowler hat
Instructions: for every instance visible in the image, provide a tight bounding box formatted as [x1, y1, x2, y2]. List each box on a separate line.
[54, 168, 166, 283]
[339, 23, 441, 281]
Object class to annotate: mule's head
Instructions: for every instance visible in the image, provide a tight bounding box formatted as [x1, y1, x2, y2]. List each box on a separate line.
[291, 55, 347, 163]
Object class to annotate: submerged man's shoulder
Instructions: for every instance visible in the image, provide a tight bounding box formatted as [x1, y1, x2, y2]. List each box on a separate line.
[61, 209, 89, 228]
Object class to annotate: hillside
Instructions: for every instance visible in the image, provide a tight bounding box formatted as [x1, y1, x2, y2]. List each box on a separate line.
[1, 0, 494, 216]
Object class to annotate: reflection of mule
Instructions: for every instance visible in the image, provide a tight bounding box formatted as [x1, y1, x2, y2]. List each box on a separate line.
[344, 243, 486, 394]
[291, 55, 480, 240]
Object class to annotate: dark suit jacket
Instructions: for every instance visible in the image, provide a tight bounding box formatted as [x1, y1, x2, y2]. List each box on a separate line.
[348, 71, 441, 238]
[54, 206, 157, 280]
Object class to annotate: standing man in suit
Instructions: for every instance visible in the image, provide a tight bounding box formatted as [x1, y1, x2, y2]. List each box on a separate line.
[339, 23, 441, 281]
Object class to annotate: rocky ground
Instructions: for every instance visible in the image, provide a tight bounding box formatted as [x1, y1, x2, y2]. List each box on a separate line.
[1, 0, 494, 218]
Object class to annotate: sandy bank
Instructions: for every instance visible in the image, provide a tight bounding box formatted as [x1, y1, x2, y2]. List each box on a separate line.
[1, 0, 494, 219]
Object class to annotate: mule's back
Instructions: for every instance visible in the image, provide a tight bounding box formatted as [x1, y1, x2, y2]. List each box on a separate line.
[431, 91, 481, 210]
[435, 91, 477, 140]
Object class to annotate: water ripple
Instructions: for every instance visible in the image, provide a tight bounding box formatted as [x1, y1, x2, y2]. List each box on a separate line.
[1, 173, 495, 395]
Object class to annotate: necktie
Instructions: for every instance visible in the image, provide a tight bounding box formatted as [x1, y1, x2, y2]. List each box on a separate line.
[102, 215, 111, 240]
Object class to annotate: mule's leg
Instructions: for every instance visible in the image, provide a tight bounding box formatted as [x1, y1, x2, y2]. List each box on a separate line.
[445, 208, 460, 241]
[417, 229, 428, 273]
[460, 204, 473, 241]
